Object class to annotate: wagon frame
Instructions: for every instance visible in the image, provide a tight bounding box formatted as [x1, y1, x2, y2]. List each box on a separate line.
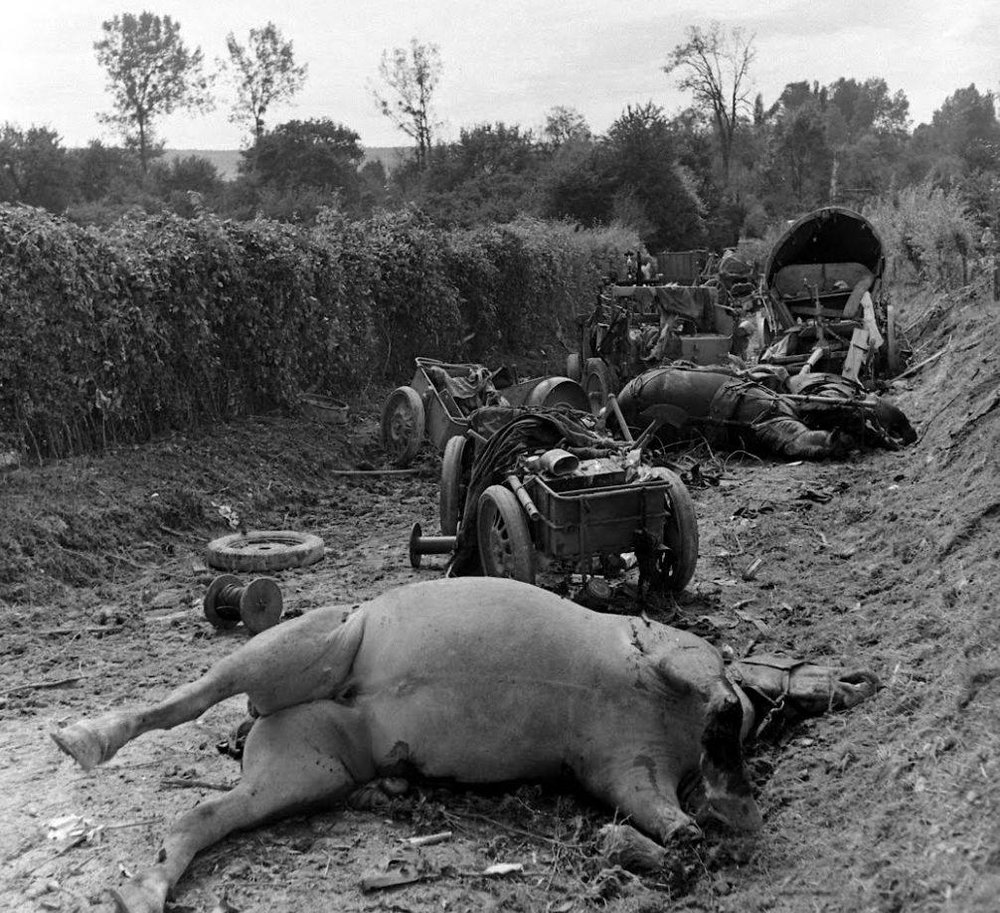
[427, 429, 699, 594]
[380, 357, 588, 467]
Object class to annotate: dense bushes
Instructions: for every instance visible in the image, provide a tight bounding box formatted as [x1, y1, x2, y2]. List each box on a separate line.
[0, 204, 638, 457]
[864, 181, 979, 288]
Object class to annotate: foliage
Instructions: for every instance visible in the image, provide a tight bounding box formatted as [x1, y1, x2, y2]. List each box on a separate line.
[416, 123, 540, 225]
[0, 124, 76, 212]
[337, 207, 463, 377]
[542, 106, 591, 148]
[663, 21, 756, 186]
[0, 204, 631, 457]
[600, 103, 706, 250]
[927, 85, 1000, 173]
[68, 141, 143, 203]
[224, 23, 308, 143]
[150, 155, 224, 217]
[442, 218, 640, 359]
[245, 119, 364, 196]
[0, 205, 372, 456]
[94, 12, 213, 172]
[370, 39, 442, 168]
[864, 181, 977, 288]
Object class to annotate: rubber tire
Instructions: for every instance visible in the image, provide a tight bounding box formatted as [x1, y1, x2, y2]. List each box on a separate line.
[380, 386, 426, 467]
[476, 485, 535, 584]
[658, 470, 698, 592]
[566, 353, 583, 382]
[205, 530, 325, 573]
[439, 435, 471, 535]
[583, 358, 616, 415]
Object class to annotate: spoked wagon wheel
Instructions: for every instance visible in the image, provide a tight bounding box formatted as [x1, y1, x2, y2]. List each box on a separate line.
[380, 385, 425, 467]
[583, 358, 616, 415]
[657, 469, 698, 592]
[477, 485, 535, 584]
[440, 435, 473, 535]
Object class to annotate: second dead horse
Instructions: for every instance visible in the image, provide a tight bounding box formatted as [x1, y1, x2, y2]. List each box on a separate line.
[615, 365, 916, 460]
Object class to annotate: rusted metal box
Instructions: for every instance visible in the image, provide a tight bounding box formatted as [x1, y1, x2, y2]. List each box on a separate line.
[526, 476, 670, 559]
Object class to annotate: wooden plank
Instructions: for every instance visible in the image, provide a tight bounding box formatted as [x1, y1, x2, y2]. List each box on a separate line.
[841, 327, 870, 382]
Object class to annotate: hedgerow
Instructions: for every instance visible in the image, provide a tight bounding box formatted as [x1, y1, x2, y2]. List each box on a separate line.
[0, 205, 637, 458]
[864, 181, 977, 289]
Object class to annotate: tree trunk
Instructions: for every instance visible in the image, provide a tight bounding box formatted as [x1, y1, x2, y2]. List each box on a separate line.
[138, 120, 148, 174]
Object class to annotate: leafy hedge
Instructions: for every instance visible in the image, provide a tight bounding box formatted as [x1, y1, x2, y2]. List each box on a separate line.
[864, 181, 977, 289]
[0, 204, 639, 457]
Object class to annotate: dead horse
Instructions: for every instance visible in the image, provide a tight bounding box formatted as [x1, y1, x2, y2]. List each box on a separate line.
[52, 577, 762, 913]
[616, 367, 850, 459]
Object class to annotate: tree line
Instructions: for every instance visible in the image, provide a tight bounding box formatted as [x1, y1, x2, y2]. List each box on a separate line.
[2, 14, 999, 254]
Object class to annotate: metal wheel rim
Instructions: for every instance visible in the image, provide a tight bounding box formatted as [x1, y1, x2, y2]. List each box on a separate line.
[481, 501, 517, 576]
[585, 374, 606, 413]
[386, 401, 419, 456]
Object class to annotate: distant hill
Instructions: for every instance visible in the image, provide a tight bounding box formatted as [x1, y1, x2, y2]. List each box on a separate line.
[166, 146, 409, 181]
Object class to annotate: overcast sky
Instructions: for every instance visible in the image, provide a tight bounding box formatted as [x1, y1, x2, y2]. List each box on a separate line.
[2, 0, 998, 151]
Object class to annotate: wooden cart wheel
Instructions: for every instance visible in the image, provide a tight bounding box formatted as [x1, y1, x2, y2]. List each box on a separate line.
[380, 385, 426, 467]
[477, 485, 535, 584]
[566, 353, 583, 382]
[658, 469, 698, 592]
[583, 358, 616, 414]
[439, 435, 472, 535]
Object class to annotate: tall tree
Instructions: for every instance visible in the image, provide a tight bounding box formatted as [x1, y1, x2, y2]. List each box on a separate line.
[542, 106, 591, 148]
[825, 78, 909, 203]
[246, 119, 364, 194]
[370, 39, 442, 169]
[929, 84, 1000, 172]
[224, 23, 307, 145]
[663, 22, 756, 188]
[94, 12, 213, 172]
[69, 140, 142, 202]
[600, 102, 705, 250]
[417, 122, 539, 224]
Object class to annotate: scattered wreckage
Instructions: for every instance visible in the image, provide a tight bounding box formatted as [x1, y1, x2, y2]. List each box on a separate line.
[615, 365, 916, 460]
[380, 357, 588, 466]
[408, 404, 699, 593]
[564, 207, 907, 422]
[567, 281, 736, 413]
[52, 576, 879, 913]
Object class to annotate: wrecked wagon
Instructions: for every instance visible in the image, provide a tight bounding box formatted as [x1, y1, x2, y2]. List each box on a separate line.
[757, 206, 906, 381]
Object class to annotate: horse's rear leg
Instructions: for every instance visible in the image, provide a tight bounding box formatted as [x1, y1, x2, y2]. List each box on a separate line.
[52, 606, 363, 770]
[109, 701, 374, 913]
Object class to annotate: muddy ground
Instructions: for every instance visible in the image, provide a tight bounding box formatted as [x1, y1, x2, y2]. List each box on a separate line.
[2, 282, 999, 913]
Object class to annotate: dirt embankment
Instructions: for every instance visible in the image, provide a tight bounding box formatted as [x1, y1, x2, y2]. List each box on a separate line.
[1, 282, 999, 913]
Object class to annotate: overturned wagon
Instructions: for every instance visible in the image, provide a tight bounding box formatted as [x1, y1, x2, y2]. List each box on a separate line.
[758, 207, 905, 380]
